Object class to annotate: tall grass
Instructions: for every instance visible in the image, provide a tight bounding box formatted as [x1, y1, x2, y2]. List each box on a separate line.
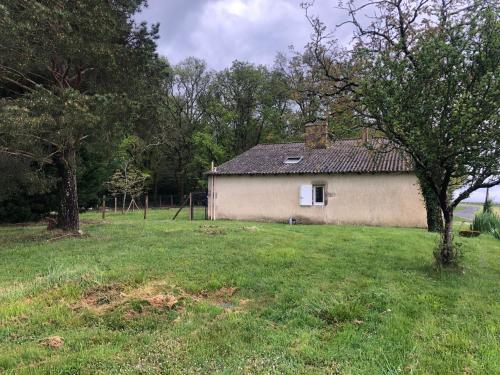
[470, 211, 500, 239]
[492, 228, 500, 240]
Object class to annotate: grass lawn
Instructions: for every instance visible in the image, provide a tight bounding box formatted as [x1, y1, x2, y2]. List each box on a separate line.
[0, 210, 499, 374]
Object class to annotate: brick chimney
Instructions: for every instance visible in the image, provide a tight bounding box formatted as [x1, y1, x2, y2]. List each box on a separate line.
[361, 128, 369, 143]
[305, 120, 329, 149]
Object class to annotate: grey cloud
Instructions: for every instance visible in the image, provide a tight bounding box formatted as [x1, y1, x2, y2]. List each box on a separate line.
[136, 0, 350, 69]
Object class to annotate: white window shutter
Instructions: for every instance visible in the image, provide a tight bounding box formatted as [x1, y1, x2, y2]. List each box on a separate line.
[299, 184, 313, 206]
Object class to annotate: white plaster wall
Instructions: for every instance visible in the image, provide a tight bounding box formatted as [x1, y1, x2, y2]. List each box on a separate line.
[208, 173, 427, 228]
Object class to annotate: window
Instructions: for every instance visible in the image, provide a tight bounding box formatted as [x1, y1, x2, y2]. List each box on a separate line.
[284, 156, 303, 164]
[299, 184, 326, 206]
[313, 185, 325, 206]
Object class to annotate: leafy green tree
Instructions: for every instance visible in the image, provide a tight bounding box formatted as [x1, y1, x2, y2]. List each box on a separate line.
[161, 57, 212, 198]
[329, 0, 499, 264]
[107, 166, 150, 212]
[108, 135, 149, 212]
[276, 49, 363, 141]
[210, 61, 290, 155]
[0, 89, 103, 229]
[0, 0, 163, 230]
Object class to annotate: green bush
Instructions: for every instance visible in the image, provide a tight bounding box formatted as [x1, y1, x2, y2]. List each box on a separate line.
[471, 211, 500, 239]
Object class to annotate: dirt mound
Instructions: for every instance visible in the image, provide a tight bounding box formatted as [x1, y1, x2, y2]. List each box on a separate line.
[76, 281, 244, 320]
[80, 284, 124, 312]
[147, 294, 178, 309]
[215, 286, 237, 298]
[42, 336, 64, 348]
[77, 281, 182, 315]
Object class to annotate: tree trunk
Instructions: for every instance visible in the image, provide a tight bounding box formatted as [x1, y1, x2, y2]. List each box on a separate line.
[439, 208, 454, 265]
[54, 147, 79, 231]
[424, 191, 444, 232]
[417, 173, 443, 232]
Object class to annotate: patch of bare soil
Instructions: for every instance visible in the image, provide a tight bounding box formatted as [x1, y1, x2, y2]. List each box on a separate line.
[197, 224, 227, 236]
[76, 280, 244, 321]
[239, 298, 251, 306]
[79, 284, 125, 313]
[76, 280, 182, 316]
[214, 286, 238, 298]
[42, 335, 64, 348]
[146, 294, 178, 309]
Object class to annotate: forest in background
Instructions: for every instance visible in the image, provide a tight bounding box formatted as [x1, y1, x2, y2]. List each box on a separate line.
[0, 1, 359, 223]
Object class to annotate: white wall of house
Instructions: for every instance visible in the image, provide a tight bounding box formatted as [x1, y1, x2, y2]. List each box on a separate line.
[208, 173, 427, 228]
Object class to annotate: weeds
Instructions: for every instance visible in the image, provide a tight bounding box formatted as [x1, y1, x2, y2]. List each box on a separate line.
[470, 211, 500, 239]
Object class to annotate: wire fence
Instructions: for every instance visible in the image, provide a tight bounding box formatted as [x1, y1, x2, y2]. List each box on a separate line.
[90, 194, 184, 210]
[90, 192, 208, 220]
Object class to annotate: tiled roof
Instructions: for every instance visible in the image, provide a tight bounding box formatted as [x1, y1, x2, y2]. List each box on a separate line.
[210, 139, 412, 175]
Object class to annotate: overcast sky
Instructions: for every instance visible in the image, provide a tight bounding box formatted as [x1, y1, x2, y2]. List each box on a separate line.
[135, 0, 350, 69]
[135, 0, 498, 203]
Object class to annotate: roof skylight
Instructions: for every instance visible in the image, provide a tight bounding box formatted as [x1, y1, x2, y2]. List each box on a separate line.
[284, 156, 303, 164]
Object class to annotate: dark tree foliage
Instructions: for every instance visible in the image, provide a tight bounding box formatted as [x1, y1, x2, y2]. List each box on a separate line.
[0, 154, 56, 222]
[146, 59, 292, 199]
[213, 61, 290, 154]
[0, 0, 165, 230]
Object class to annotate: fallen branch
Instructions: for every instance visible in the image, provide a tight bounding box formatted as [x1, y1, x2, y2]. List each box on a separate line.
[47, 230, 84, 242]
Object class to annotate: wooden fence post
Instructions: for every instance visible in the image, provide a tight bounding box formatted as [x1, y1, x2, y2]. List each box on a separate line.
[144, 194, 148, 220]
[170, 194, 173, 207]
[102, 195, 106, 219]
[171, 195, 190, 220]
[114, 197, 117, 213]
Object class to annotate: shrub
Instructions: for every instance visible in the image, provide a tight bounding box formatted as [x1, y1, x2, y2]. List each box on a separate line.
[434, 236, 462, 266]
[0, 201, 32, 223]
[470, 211, 500, 239]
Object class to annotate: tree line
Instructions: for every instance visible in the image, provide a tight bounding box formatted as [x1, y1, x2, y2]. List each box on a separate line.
[0, 1, 307, 225]
[0, 0, 498, 266]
